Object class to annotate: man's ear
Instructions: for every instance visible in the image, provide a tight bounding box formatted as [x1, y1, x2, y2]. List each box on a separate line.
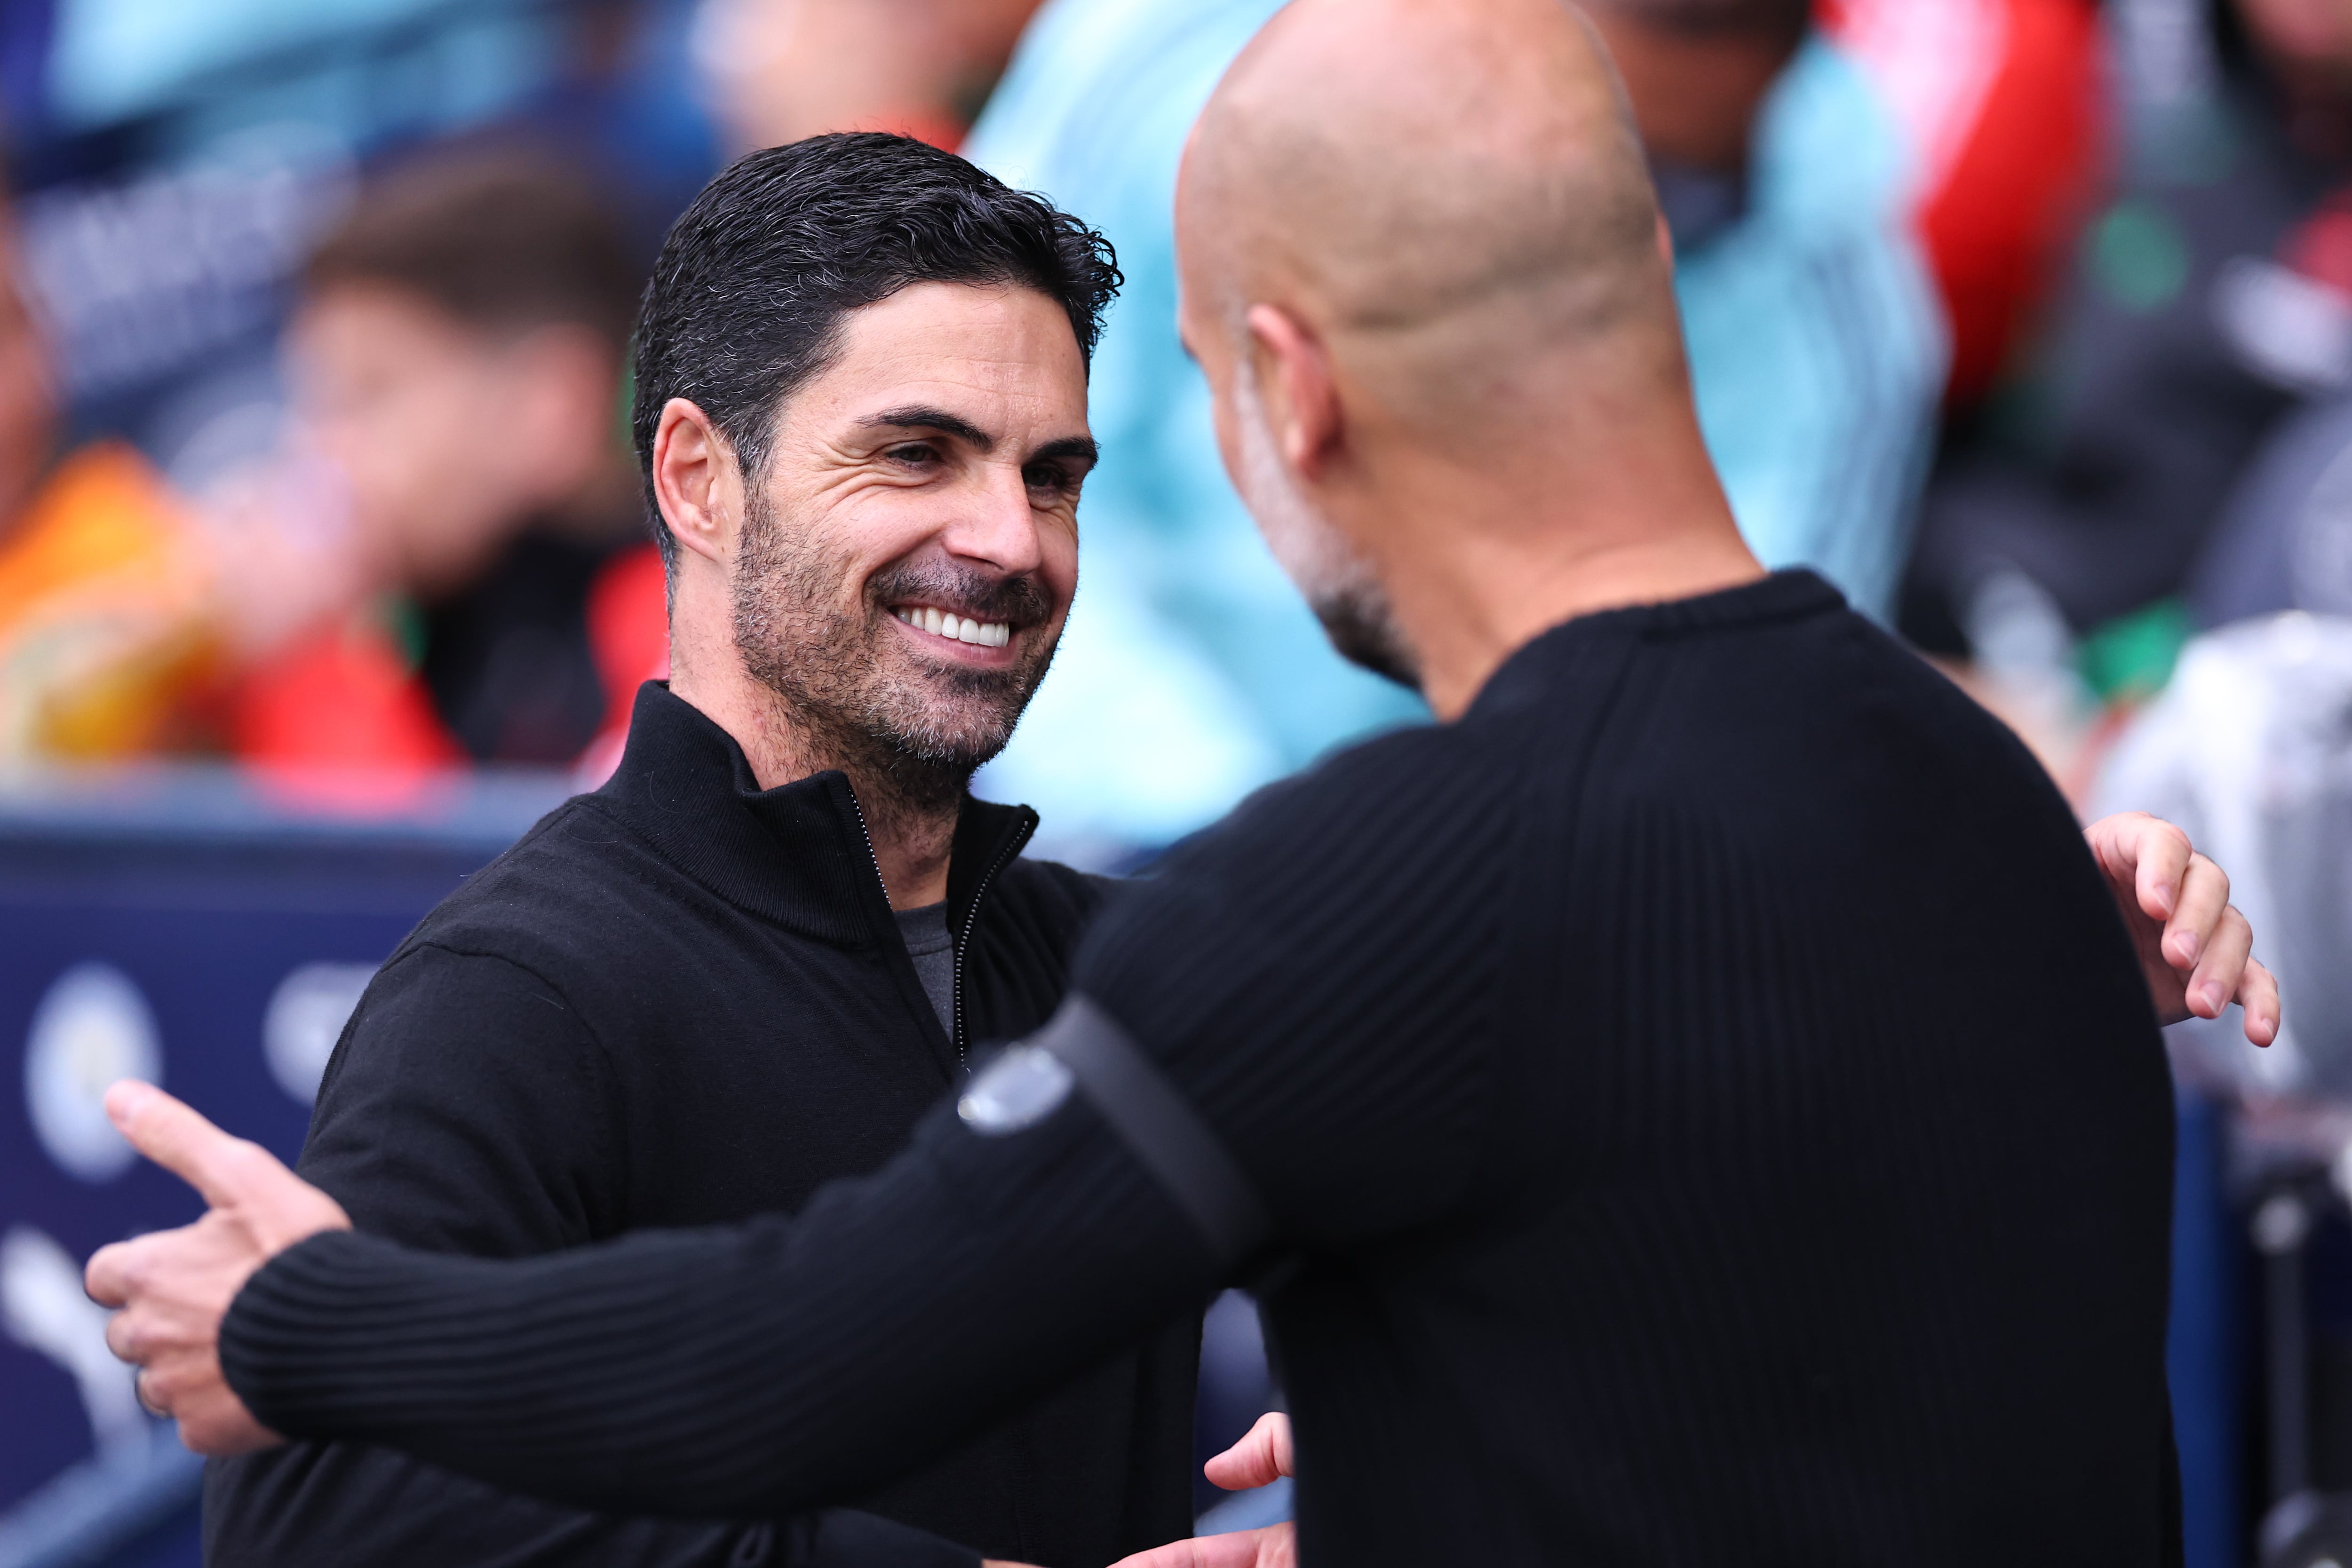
[651, 397, 739, 567]
[1245, 303, 1342, 479]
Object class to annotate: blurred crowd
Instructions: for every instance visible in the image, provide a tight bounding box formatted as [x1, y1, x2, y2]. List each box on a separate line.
[0, 0, 2350, 883]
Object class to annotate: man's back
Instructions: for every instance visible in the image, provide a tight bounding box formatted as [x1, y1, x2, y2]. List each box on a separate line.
[1084, 570, 2175, 1561]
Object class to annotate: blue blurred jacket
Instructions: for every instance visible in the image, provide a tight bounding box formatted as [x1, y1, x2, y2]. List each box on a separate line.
[970, 0, 1945, 846]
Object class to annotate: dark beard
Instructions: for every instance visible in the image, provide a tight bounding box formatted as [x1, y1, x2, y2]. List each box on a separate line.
[729, 489, 1059, 824]
[1312, 586, 1422, 690]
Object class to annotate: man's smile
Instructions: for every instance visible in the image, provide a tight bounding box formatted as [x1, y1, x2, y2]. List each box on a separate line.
[890, 602, 1014, 650]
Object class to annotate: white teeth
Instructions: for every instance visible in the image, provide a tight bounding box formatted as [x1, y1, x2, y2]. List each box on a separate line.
[895, 608, 1009, 648]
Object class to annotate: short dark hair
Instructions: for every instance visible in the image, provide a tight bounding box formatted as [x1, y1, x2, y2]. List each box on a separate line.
[630, 132, 1122, 571]
[305, 146, 641, 349]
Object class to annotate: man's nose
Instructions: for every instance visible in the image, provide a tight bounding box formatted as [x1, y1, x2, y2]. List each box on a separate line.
[939, 462, 1048, 577]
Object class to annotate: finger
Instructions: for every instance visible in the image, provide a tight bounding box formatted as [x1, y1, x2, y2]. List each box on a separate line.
[1205, 1411, 1294, 1491]
[2185, 905, 2254, 1020]
[85, 1239, 135, 1308]
[1108, 1530, 1277, 1568]
[106, 1082, 278, 1210]
[2161, 855, 2231, 972]
[2241, 958, 2282, 1048]
[136, 1366, 170, 1418]
[105, 1305, 143, 1364]
[2086, 813, 2190, 921]
[2129, 821, 2193, 923]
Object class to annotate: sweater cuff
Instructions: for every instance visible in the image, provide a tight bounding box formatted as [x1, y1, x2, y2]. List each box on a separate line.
[221, 1229, 421, 1441]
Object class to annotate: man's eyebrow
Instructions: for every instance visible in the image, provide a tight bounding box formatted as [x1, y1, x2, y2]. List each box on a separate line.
[860, 406, 997, 451]
[1030, 435, 1101, 467]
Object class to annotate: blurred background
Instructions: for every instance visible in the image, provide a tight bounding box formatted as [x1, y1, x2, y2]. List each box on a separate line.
[4, 0, 2352, 1564]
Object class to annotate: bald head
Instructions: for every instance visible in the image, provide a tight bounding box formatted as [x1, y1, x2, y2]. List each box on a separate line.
[1178, 0, 1683, 437]
[1174, 0, 1756, 718]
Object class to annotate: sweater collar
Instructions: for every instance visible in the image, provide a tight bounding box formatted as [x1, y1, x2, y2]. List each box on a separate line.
[588, 682, 1037, 946]
[1467, 568, 1844, 721]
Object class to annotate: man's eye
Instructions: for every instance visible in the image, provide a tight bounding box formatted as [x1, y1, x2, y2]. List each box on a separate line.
[888, 444, 939, 467]
[1025, 465, 1078, 495]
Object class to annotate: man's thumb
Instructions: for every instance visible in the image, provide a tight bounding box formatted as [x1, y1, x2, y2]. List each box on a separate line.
[107, 1081, 266, 1209]
[1205, 1411, 1294, 1491]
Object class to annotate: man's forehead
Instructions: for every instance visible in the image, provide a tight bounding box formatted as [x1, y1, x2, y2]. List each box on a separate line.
[802, 285, 1090, 431]
[832, 282, 1081, 367]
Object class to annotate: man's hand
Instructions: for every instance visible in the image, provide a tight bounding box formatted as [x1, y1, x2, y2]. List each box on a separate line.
[1111, 1413, 1297, 1568]
[83, 1081, 351, 1456]
[2083, 813, 2280, 1045]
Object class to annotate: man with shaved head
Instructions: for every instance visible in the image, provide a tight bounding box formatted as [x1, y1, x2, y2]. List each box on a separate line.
[89, 3, 2275, 1564]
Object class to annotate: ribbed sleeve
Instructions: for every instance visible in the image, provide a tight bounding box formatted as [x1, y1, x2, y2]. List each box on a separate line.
[222, 1092, 1222, 1520]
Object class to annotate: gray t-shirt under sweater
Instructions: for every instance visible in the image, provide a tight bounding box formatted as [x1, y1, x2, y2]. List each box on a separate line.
[894, 902, 954, 1034]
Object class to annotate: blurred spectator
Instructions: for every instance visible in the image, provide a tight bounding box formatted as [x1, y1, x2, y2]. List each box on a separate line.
[1822, 0, 2106, 409]
[692, 0, 1042, 151]
[963, 0, 1940, 845]
[0, 175, 222, 764]
[1907, 0, 2352, 683]
[230, 150, 664, 778]
[1588, 0, 1946, 619]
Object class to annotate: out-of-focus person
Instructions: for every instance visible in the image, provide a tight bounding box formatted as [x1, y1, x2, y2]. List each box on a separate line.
[229, 149, 665, 781]
[693, 0, 1044, 151]
[0, 177, 222, 764]
[1586, 0, 1945, 618]
[960, 0, 1944, 846]
[1821, 0, 2106, 411]
[1907, 0, 2352, 683]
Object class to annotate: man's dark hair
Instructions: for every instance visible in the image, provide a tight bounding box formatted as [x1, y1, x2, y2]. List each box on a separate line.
[630, 132, 1122, 571]
[305, 146, 641, 349]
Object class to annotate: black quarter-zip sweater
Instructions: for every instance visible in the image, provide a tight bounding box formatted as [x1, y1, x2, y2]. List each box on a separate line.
[204, 682, 1198, 1568]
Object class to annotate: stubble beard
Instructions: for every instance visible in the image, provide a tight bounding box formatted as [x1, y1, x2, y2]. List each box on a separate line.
[1230, 363, 1422, 691]
[729, 486, 1060, 827]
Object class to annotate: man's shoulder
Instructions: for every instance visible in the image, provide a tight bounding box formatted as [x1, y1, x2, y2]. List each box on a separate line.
[995, 853, 1118, 919]
[980, 853, 1121, 958]
[391, 795, 687, 979]
[1122, 718, 1499, 915]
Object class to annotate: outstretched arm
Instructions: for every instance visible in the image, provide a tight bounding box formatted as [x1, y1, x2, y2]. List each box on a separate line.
[87, 1048, 1230, 1520]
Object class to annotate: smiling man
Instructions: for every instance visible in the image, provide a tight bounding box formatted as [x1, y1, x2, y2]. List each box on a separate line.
[199, 134, 1196, 1568]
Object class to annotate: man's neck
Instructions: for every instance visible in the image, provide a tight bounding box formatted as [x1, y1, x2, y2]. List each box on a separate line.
[1365, 438, 1764, 721]
[669, 653, 958, 911]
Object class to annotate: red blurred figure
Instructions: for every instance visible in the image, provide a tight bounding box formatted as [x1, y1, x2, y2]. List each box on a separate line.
[1821, 0, 2107, 407]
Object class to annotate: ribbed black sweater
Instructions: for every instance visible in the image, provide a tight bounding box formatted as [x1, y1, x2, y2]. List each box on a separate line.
[222, 572, 2181, 1565]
